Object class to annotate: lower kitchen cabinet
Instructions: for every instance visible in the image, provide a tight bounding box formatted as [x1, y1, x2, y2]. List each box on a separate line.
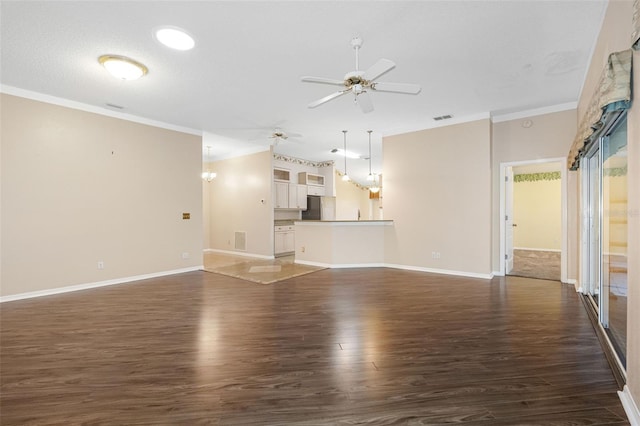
[274, 225, 295, 255]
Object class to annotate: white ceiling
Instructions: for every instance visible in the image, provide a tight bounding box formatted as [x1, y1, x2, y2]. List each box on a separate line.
[0, 1, 607, 186]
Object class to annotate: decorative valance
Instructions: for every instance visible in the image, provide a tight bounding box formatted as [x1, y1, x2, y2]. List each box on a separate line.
[634, 0, 640, 50]
[567, 49, 632, 170]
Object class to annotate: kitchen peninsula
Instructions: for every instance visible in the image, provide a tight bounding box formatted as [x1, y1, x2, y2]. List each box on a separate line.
[294, 220, 393, 268]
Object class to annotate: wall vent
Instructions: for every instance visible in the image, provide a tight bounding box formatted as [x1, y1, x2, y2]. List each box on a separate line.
[433, 114, 453, 121]
[234, 231, 247, 251]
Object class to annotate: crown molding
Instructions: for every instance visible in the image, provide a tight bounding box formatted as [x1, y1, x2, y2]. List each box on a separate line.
[1, 85, 202, 136]
[491, 102, 577, 123]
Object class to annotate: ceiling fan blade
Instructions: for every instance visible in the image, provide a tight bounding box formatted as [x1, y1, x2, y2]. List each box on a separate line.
[308, 90, 349, 108]
[372, 82, 422, 94]
[357, 91, 374, 113]
[363, 58, 395, 81]
[301, 76, 345, 86]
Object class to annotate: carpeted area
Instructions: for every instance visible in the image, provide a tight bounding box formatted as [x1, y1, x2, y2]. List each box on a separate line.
[203, 252, 325, 284]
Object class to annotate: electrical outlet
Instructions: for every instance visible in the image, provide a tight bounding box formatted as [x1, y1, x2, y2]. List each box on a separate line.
[97, 261, 104, 270]
[181, 252, 190, 259]
[301, 246, 305, 253]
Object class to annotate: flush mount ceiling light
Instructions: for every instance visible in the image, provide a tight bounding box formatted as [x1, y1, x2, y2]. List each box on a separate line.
[155, 27, 195, 51]
[99, 55, 148, 80]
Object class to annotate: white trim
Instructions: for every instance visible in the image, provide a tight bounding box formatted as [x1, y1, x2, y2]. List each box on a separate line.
[294, 259, 332, 268]
[204, 248, 275, 260]
[1, 85, 202, 136]
[566, 278, 577, 285]
[619, 385, 640, 426]
[0, 266, 202, 303]
[383, 264, 493, 279]
[326, 263, 387, 269]
[491, 102, 577, 123]
[499, 158, 568, 282]
[296, 260, 493, 279]
[492, 270, 504, 277]
[294, 220, 393, 227]
[383, 112, 491, 136]
[514, 247, 562, 252]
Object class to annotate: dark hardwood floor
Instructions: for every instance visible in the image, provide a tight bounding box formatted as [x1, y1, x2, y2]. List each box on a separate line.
[0, 269, 629, 425]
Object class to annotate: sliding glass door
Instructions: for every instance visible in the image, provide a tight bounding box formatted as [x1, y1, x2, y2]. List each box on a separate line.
[585, 146, 600, 308]
[601, 114, 628, 364]
[582, 112, 628, 368]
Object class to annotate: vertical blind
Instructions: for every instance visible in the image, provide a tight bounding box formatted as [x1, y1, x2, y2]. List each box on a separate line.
[567, 49, 632, 170]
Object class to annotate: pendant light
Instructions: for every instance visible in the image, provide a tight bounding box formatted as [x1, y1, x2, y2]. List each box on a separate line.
[202, 146, 217, 182]
[341, 130, 350, 181]
[367, 130, 380, 193]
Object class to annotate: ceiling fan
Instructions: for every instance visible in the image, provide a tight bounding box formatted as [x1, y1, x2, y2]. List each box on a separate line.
[301, 37, 421, 113]
[266, 128, 303, 145]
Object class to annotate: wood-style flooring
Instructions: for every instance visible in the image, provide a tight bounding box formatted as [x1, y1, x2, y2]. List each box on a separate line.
[0, 269, 629, 425]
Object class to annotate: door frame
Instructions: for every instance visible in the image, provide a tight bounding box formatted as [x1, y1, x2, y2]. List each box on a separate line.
[499, 157, 568, 282]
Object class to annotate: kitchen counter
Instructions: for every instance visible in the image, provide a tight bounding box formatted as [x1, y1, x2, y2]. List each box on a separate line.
[294, 220, 393, 267]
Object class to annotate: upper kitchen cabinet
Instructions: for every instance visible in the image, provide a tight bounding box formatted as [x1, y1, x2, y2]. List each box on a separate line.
[289, 184, 307, 210]
[274, 181, 289, 208]
[298, 172, 324, 186]
[273, 168, 291, 182]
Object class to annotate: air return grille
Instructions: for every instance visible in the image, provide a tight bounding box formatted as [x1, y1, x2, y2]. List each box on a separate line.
[234, 232, 247, 251]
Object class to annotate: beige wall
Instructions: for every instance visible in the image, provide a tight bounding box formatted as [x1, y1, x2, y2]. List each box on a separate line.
[335, 172, 371, 221]
[513, 179, 561, 250]
[383, 119, 492, 276]
[1, 94, 203, 298]
[576, 0, 639, 408]
[206, 149, 273, 256]
[491, 110, 577, 275]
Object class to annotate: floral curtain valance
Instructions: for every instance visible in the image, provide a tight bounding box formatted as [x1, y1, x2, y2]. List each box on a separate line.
[567, 49, 633, 170]
[634, 0, 640, 50]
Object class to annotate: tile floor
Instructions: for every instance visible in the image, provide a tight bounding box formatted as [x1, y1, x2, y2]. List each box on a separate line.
[203, 251, 325, 284]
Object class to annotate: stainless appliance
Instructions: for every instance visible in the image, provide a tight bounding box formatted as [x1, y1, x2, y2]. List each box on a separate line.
[302, 196, 336, 221]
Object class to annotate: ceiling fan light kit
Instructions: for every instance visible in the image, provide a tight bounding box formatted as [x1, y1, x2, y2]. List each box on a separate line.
[301, 36, 421, 113]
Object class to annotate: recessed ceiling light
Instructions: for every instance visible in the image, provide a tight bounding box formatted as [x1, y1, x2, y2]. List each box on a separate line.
[99, 55, 148, 80]
[155, 27, 195, 51]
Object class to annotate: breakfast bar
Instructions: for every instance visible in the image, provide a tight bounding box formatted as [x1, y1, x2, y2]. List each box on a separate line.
[294, 220, 393, 268]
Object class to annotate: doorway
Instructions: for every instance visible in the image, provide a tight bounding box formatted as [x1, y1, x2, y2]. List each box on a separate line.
[499, 158, 567, 282]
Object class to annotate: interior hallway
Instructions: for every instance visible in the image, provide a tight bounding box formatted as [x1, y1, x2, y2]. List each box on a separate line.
[0, 269, 628, 424]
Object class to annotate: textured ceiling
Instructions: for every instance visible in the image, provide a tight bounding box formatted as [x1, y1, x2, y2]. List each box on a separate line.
[0, 1, 607, 185]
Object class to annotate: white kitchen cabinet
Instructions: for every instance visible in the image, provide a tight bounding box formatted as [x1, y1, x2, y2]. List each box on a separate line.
[274, 225, 295, 255]
[307, 185, 325, 196]
[273, 168, 291, 182]
[274, 182, 289, 208]
[298, 172, 325, 186]
[297, 185, 308, 210]
[288, 184, 308, 209]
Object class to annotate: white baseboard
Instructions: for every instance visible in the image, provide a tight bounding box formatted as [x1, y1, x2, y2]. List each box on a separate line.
[492, 270, 504, 277]
[384, 264, 493, 280]
[619, 385, 640, 425]
[204, 248, 274, 260]
[514, 247, 561, 252]
[0, 266, 203, 303]
[294, 259, 331, 268]
[295, 260, 493, 279]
